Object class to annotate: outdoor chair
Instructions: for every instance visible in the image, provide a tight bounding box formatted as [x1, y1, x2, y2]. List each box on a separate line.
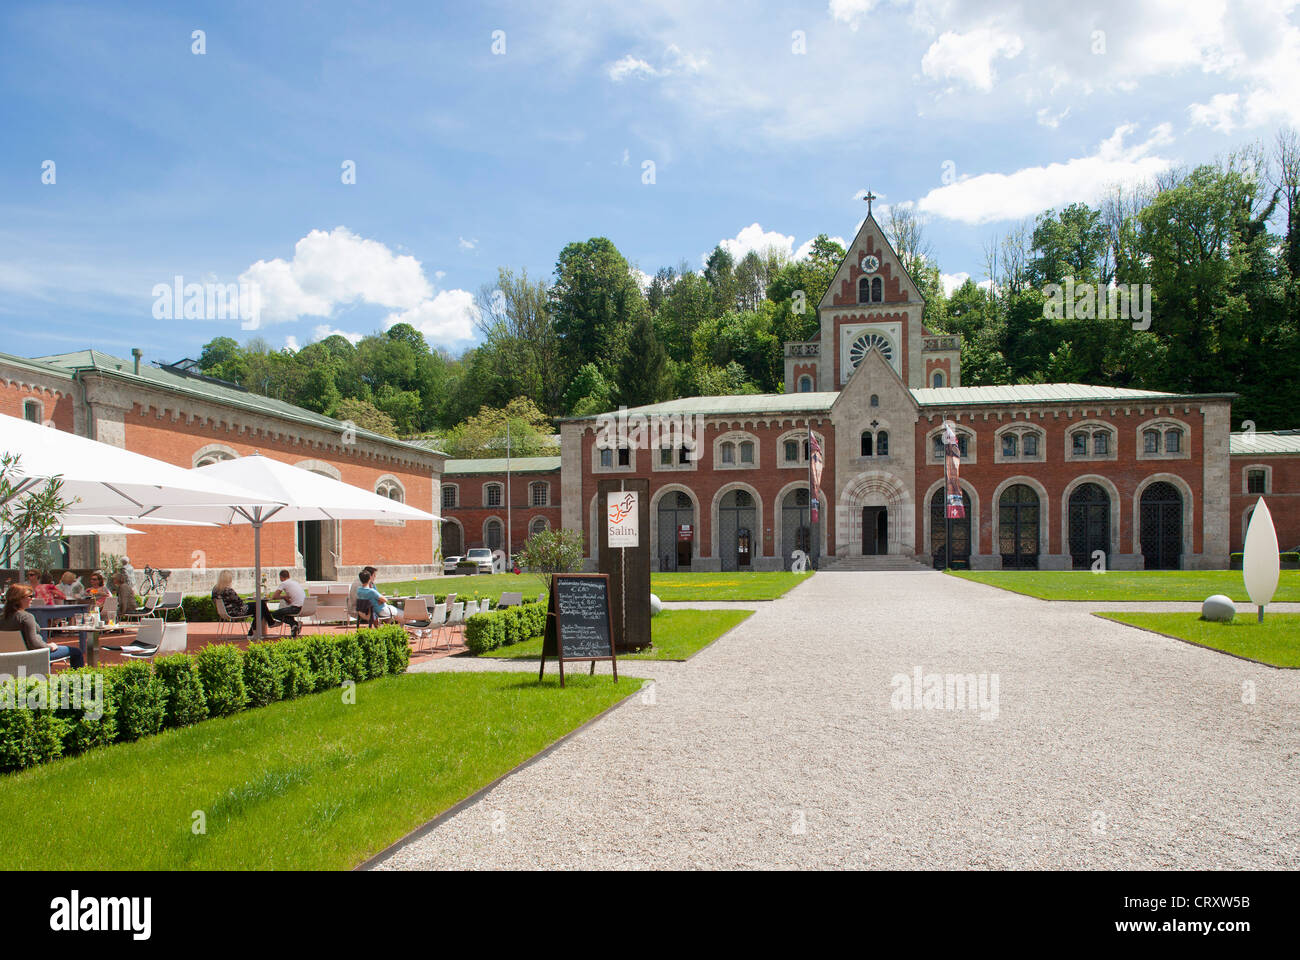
[101, 596, 118, 621]
[105, 617, 164, 654]
[122, 622, 186, 660]
[122, 592, 160, 622]
[443, 593, 456, 609]
[497, 591, 522, 610]
[354, 597, 379, 629]
[0, 630, 26, 653]
[0, 647, 50, 678]
[425, 603, 447, 652]
[443, 601, 465, 647]
[214, 597, 250, 639]
[298, 596, 319, 627]
[400, 597, 434, 648]
[313, 603, 347, 627]
[153, 591, 185, 620]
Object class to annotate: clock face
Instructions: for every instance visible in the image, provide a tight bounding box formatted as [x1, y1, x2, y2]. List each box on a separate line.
[860, 255, 880, 274]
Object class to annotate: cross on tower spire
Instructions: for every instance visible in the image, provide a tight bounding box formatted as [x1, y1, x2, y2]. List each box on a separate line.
[863, 189, 877, 215]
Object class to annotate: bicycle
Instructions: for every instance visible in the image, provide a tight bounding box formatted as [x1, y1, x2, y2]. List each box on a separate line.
[140, 565, 172, 595]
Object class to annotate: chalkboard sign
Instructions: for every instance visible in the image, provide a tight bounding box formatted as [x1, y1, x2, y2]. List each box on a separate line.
[539, 574, 618, 687]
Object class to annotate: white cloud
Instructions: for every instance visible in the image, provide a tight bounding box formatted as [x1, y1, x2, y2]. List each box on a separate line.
[1035, 106, 1070, 129]
[795, 235, 847, 260]
[312, 325, 363, 345]
[940, 272, 970, 295]
[385, 289, 478, 342]
[915, 124, 1175, 224]
[239, 226, 476, 346]
[458, 236, 477, 251]
[284, 335, 299, 352]
[1188, 92, 1241, 133]
[921, 27, 1024, 92]
[715, 223, 797, 263]
[240, 227, 430, 324]
[608, 55, 662, 82]
[829, 0, 884, 28]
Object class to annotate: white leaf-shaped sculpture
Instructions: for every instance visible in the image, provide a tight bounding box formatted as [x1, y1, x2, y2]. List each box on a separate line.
[1242, 497, 1279, 620]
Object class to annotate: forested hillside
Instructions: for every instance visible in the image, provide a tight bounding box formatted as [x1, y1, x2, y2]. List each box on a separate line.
[198, 137, 1300, 444]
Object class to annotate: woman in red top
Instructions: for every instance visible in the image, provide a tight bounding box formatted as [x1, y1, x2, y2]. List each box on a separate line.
[32, 571, 66, 605]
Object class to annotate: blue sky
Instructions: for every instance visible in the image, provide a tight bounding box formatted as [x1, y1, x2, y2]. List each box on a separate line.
[2, 0, 1296, 364]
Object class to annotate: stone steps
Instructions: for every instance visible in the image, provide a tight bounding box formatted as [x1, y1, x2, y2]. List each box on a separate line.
[816, 555, 934, 572]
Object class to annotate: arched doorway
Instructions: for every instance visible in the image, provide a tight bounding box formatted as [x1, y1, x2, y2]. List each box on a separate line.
[781, 487, 811, 570]
[1068, 483, 1110, 569]
[657, 491, 694, 571]
[442, 521, 463, 557]
[485, 518, 503, 552]
[1140, 482, 1183, 569]
[999, 484, 1040, 569]
[861, 506, 888, 554]
[718, 489, 756, 571]
[930, 488, 971, 569]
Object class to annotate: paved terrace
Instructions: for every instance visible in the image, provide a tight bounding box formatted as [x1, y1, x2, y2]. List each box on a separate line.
[374, 571, 1300, 870]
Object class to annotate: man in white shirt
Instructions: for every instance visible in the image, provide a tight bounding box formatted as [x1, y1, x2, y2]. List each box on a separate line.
[268, 569, 307, 637]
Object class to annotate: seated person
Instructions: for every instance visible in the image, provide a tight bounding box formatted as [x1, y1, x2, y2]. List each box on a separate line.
[210, 570, 277, 637]
[266, 569, 306, 637]
[85, 571, 110, 606]
[33, 571, 67, 605]
[1, 585, 84, 668]
[59, 570, 86, 601]
[347, 566, 377, 616]
[110, 570, 137, 617]
[354, 570, 398, 622]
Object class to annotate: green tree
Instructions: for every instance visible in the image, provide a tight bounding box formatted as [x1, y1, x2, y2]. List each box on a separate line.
[613, 311, 668, 407]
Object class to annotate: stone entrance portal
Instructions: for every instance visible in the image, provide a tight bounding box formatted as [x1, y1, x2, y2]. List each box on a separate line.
[862, 506, 888, 555]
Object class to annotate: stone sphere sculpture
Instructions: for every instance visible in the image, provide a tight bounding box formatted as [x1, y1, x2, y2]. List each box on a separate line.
[649, 593, 663, 617]
[1201, 594, 1236, 623]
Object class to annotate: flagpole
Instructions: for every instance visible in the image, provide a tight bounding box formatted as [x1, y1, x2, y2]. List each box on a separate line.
[506, 419, 512, 566]
[807, 423, 815, 570]
[944, 413, 952, 571]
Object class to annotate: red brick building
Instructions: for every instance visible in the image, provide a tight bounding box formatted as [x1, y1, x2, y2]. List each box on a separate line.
[1, 350, 445, 590]
[439, 456, 562, 557]
[556, 209, 1300, 571]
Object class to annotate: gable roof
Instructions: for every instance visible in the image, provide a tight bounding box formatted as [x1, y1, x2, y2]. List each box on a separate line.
[911, 383, 1236, 407]
[817, 210, 925, 312]
[443, 456, 562, 474]
[27, 350, 446, 459]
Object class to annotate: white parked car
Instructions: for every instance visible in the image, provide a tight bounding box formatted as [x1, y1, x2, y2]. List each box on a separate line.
[465, 548, 495, 574]
[443, 555, 463, 575]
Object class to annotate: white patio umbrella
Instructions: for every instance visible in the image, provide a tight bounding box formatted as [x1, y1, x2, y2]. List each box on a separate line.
[1, 412, 284, 574]
[57, 521, 150, 536]
[156, 455, 440, 637]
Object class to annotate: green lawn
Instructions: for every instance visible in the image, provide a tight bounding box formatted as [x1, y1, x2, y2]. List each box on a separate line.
[649, 571, 811, 601]
[1097, 612, 1300, 668]
[381, 570, 812, 603]
[478, 608, 754, 661]
[949, 569, 1300, 602]
[0, 672, 638, 870]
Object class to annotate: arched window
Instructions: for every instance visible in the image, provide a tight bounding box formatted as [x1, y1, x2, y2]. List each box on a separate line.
[869, 394, 879, 407]
[485, 483, 503, 507]
[871, 277, 883, 302]
[376, 478, 404, 503]
[1164, 428, 1182, 453]
[932, 372, 944, 387]
[529, 481, 548, 506]
[1092, 431, 1109, 455]
[740, 441, 754, 463]
[22, 399, 41, 423]
[195, 449, 235, 468]
[721, 442, 735, 464]
[530, 517, 548, 536]
[485, 518, 503, 551]
[798, 375, 812, 392]
[1247, 469, 1267, 494]
[441, 485, 458, 509]
[876, 431, 889, 456]
[1143, 429, 1160, 454]
[858, 277, 870, 303]
[860, 431, 873, 457]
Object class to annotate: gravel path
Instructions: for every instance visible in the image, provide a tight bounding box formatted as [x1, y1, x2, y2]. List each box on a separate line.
[377, 571, 1300, 870]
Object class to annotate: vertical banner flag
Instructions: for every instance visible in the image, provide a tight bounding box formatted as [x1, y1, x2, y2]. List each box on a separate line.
[607, 490, 640, 548]
[943, 419, 965, 519]
[809, 432, 825, 523]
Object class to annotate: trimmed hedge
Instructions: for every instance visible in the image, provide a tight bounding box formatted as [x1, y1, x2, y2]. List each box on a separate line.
[0, 625, 412, 774]
[464, 600, 548, 654]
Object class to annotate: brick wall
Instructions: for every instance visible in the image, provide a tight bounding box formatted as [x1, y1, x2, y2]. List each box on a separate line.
[1229, 454, 1300, 552]
[439, 468, 562, 555]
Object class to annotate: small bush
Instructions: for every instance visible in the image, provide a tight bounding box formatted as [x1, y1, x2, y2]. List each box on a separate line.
[243, 642, 287, 708]
[464, 600, 546, 654]
[0, 678, 69, 772]
[301, 635, 341, 692]
[379, 625, 410, 674]
[103, 661, 167, 742]
[195, 644, 247, 717]
[179, 595, 218, 622]
[52, 668, 118, 755]
[153, 655, 209, 728]
[335, 633, 366, 684]
[356, 629, 389, 680]
[272, 639, 316, 699]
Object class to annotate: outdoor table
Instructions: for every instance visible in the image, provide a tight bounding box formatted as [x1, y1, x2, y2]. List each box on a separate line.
[28, 602, 90, 633]
[41, 623, 137, 668]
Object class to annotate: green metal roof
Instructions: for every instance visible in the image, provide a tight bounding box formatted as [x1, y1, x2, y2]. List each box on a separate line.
[1230, 431, 1300, 456]
[443, 456, 562, 474]
[912, 383, 1235, 406]
[0, 351, 77, 382]
[562, 393, 839, 420]
[29, 350, 447, 460]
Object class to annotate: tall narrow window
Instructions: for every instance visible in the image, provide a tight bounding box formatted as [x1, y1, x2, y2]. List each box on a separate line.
[932, 372, 944, 387]
[486, 484, 502, 507]
[861, 431, 873, 457]
[740, 441, 754, 463]
[876, 431, 889, 456]
[1002, 434, 1018, 458]
[1143, 430, 1160, 454]
[442, 486, 458, 509]
[1022, 433, 1038, 457]
[784, 440, 799, 462]
[858, 277, 870, 303]
[1247, 469, 1266, 494]
[721, 442, 735, 464]
[798, 375, 812, 392]
[1093, 431, 1109, 455]
[1072, 433, 1088, 456]
[871, 277, 883, 302]
[1164, 429, 1181, 453]
[600, 448, 613, 467]
[618, 447, 630, 466]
